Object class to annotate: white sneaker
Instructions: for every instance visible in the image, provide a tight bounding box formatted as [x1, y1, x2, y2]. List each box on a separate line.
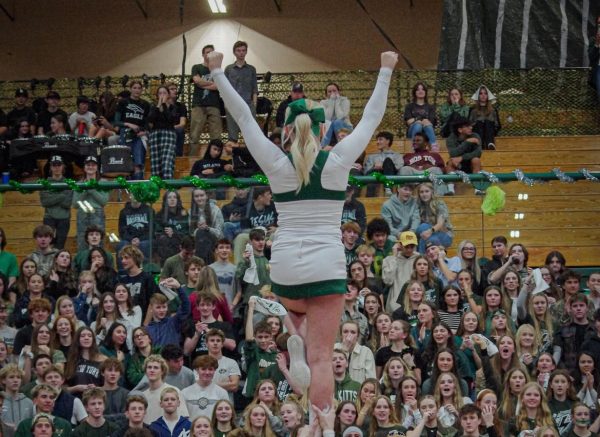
[384, 187, 392, 196]
[446, 183, 455, 196]
[287, 335, 311, 392]
[474, 188, 486, 196]
[249, 296, 288, 317]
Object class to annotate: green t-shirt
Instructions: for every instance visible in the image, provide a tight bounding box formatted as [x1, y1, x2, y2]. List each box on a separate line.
[73, 248, 114, 273]
[0, 251, 18, 278]
[243, 340, 277, 398]
[15, 415, 72, 437]
[371, 240, 394, 277]
[72, 420, 120, 437]
[334, 374, 361, 402]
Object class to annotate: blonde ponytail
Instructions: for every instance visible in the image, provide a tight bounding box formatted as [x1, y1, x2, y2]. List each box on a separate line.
[290, 113, 319, 192]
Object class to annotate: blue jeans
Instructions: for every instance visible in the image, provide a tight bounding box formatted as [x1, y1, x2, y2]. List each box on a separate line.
[120, 130, 146, 179]
[321, 119, 352, 147]
[407, 123, 437, 145]
[223, 221, 242, 243]
[418, 231, 453, 253]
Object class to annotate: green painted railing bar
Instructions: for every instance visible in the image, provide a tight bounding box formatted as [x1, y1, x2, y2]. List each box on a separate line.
[0, 171, 598, 193]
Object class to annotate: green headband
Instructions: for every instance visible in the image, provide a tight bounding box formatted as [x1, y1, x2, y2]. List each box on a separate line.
[284, 99, 325, 136]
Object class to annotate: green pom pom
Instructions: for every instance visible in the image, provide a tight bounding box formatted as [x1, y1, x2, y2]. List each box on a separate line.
[129, 180, 161, 204]
[480, 186, 506, 216]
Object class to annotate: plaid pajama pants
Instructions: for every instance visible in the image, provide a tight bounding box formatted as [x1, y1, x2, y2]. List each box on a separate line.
[149, 129, 177, 179]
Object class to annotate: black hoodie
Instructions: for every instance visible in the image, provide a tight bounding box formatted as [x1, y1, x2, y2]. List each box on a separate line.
[118, 202, 154, 241]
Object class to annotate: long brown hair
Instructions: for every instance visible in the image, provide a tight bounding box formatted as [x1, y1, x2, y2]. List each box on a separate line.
[190, 188, 214, 229]
[93, 292, 117, 335]
[369, 395, 401, 436]
[97, 91, 118, 120]
[65, 327, 102, 380]
[51, 316, 76, 350]
[471, 85, 495, 117]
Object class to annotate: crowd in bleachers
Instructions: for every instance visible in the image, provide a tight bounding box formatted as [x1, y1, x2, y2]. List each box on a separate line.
[0, 38, 598, 437]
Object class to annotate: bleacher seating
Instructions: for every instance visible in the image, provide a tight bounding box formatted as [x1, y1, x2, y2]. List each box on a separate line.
[1, 134, 598, 267]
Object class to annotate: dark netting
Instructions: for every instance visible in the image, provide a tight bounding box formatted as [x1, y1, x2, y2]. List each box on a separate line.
[1, 69, 598, 139]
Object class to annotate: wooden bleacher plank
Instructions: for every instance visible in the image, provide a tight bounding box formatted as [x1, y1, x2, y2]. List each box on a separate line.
[362, 135, 600, 154]
[361, 194, 600, 213]
[364, 211, 598, 231]
[4, 179, 600, 208]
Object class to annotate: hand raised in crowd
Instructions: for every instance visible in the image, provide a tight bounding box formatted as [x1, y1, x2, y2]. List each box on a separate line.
[481, 404, 495, 427]
[275, 353, 287, 372]
[381, 51, 399, 69]
[207, 51, 224, 71]
[161, 277, 181, 289]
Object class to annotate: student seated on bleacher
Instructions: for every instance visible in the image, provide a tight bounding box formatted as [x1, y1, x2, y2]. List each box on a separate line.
[342, 186, 367, 234]
[446, 117, 482, 175]
[117, 195, 154, 267]
[155, 191, 190, 264]
[68, 96, 97, 137]
[400, 133, 449, 195]
[7, 88, 36, 135]
[160, 236, 196, 285]
[320, 83, 353, 147]
[403, 82, 439, 151]
[118, 245, 158, 319]
[189, 188, 224, 265]
[439, 88, 470, 138]
[275, 82, 305, 128]
[189, 139, 233, 200]
[469, 85, 501, 151]
[36, 91, 69, 136]
[183, 291, 236, 362]
[415, 182, 454, 251]
[363, 131, 403, 197]
[233, 228, 271, 309]
[229, 187, 277, 264]
[380, 185, 420, 242]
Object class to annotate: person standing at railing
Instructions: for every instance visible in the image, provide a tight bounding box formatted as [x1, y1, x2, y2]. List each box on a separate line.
[147, 85, 178, 180]
[40, 156, 73, 250]
[190, 44, 223, 157]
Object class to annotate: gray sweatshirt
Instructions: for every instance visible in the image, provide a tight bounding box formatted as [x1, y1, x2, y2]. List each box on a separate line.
[381, 195, 420, 238]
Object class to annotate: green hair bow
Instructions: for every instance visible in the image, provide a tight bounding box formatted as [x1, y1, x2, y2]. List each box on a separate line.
[284, 99, 325, 136]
